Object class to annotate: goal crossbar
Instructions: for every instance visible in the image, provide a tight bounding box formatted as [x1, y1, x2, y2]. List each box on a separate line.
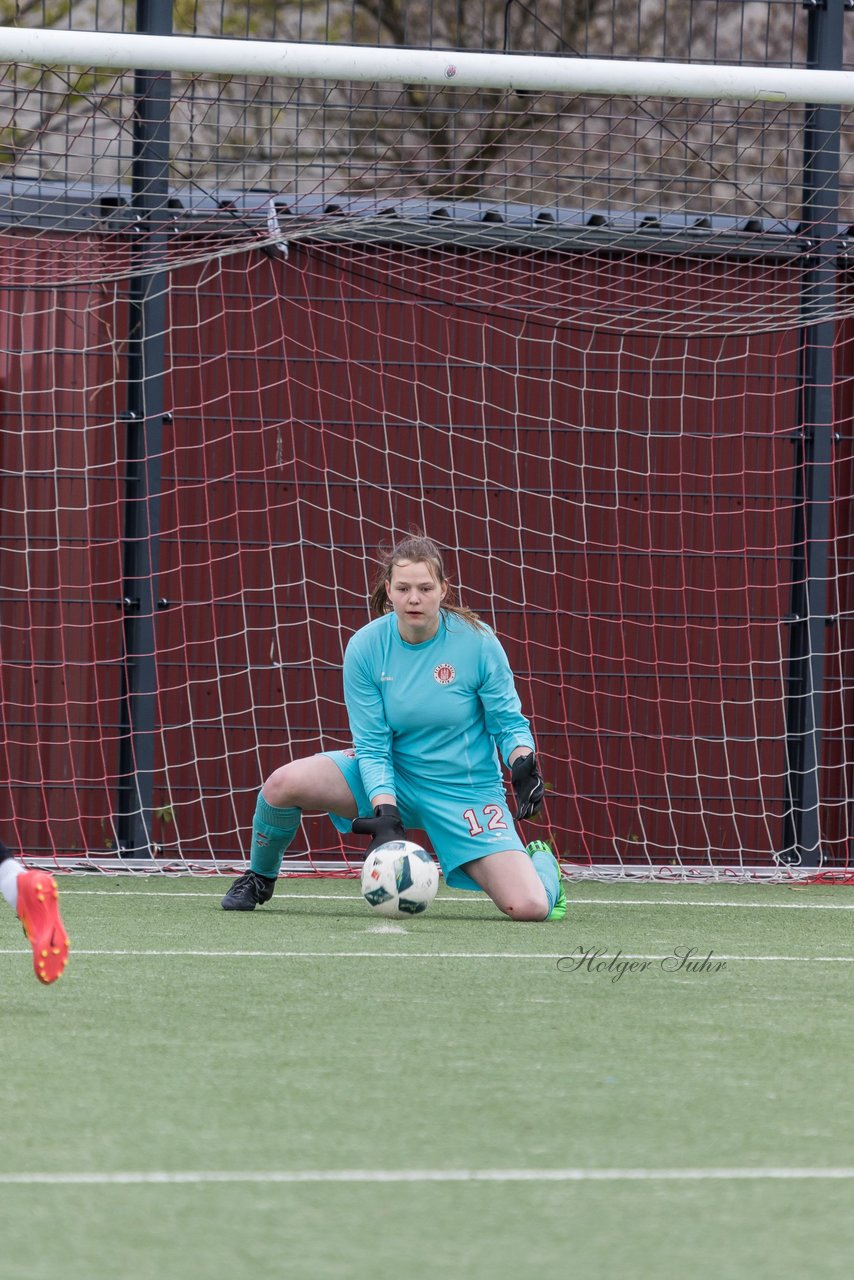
[1, 25, 854, 107]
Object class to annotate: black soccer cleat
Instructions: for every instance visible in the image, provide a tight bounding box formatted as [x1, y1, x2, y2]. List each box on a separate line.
[221, 870, 277, 911]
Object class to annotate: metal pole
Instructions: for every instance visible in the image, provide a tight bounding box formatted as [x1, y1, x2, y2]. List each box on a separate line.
[782, 0, 846, 866]
[3, 25, 854, 105]
[116, 0, 173, 857]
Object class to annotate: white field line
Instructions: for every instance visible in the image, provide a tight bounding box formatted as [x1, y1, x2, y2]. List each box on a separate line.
[1, 1167, 853, 1186]
[2, 948, 854, 962]
[56, 889, 854, 910]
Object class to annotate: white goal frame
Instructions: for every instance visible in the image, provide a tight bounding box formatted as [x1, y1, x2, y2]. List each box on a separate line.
[2, 22, 852, 881]
[0, 25, 853, 107]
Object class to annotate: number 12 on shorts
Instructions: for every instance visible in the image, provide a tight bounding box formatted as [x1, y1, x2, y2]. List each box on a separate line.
[463, 805, 509, 836]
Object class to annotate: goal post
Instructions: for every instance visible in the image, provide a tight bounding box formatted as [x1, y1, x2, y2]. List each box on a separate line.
[1, 24, 854, 105]
[1, 26, 853, 879]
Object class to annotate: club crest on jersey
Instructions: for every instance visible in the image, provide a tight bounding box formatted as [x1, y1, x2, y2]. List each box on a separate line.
[433, 662, 456, 685]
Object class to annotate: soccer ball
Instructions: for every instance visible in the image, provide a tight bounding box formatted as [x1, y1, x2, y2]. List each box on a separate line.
[360, 840, 439, 918]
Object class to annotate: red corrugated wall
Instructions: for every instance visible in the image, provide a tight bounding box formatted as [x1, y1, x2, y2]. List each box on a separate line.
[2, 230, 848, 869]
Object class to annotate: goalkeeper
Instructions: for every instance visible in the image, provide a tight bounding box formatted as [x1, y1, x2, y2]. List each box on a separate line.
[222, 533, 565, 921]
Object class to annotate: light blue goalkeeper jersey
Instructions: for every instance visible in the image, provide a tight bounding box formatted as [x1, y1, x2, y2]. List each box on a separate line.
[342, 609, 535, 805]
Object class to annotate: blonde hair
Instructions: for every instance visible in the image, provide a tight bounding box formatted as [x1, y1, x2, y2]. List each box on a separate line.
[368, 533, 484, 631]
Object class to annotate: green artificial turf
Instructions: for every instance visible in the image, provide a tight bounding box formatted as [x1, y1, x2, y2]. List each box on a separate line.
[2, 876, 853, 1279]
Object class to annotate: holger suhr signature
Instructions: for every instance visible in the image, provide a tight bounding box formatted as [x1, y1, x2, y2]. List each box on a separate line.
[557, 945, 727, 983]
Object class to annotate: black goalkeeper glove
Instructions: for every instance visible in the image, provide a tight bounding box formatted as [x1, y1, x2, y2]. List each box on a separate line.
[351, 804, 406, 853]
[511, 752, 545, 821]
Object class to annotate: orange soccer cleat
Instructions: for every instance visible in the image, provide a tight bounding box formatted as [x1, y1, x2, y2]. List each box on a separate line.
[16, 870, 70, 985]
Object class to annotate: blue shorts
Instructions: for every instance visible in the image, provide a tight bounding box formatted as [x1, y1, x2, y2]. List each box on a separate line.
[323, 749, 525, 892]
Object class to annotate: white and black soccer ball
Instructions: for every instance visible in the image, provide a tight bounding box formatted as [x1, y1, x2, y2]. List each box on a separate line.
[360, 840, 439, 918]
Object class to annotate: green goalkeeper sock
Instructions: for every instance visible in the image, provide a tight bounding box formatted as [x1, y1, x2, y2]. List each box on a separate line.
[526, 839, 566, 920]
[249, 794, 302, 879]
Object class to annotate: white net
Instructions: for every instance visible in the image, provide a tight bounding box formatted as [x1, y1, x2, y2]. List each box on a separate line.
[1, 44, 853, 878]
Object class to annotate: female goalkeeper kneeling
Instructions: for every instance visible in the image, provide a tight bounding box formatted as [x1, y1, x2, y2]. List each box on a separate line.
[222, 533, 565, 922]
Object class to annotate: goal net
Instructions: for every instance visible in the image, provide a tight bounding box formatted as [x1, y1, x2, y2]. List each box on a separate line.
[1, 29, 853, 878]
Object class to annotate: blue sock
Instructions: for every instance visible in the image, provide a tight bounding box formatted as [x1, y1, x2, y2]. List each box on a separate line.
[529, 847, 559, 914]
[250, 794, 301, 879]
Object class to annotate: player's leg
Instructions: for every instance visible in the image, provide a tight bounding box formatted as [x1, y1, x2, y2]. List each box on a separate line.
[222, 753, 361, 911]
[0, 838, 70, 984]
[467, 844, 565, 921]
[412, 786, 563, 921]
[0, 838, 24, 908]
[464, 848, 551, 921]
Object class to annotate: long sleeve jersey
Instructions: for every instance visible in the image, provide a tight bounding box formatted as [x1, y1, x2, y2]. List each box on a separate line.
[342, 609, 535, 804]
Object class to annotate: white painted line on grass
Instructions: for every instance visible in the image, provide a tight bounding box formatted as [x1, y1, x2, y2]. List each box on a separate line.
[2, 948, 854, 962]
[569, 897, 854, 911]
[56, 889, 854, 909]
[1, 1167, 853, 1186]
[0, 948, 577, 959]
[576, 898, 854, 910]
[57, 889, 469, 900]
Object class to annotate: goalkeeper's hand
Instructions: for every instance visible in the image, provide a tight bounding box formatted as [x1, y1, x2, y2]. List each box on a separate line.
[351, 804, 406, 852]
[511, 752, 545, 821]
